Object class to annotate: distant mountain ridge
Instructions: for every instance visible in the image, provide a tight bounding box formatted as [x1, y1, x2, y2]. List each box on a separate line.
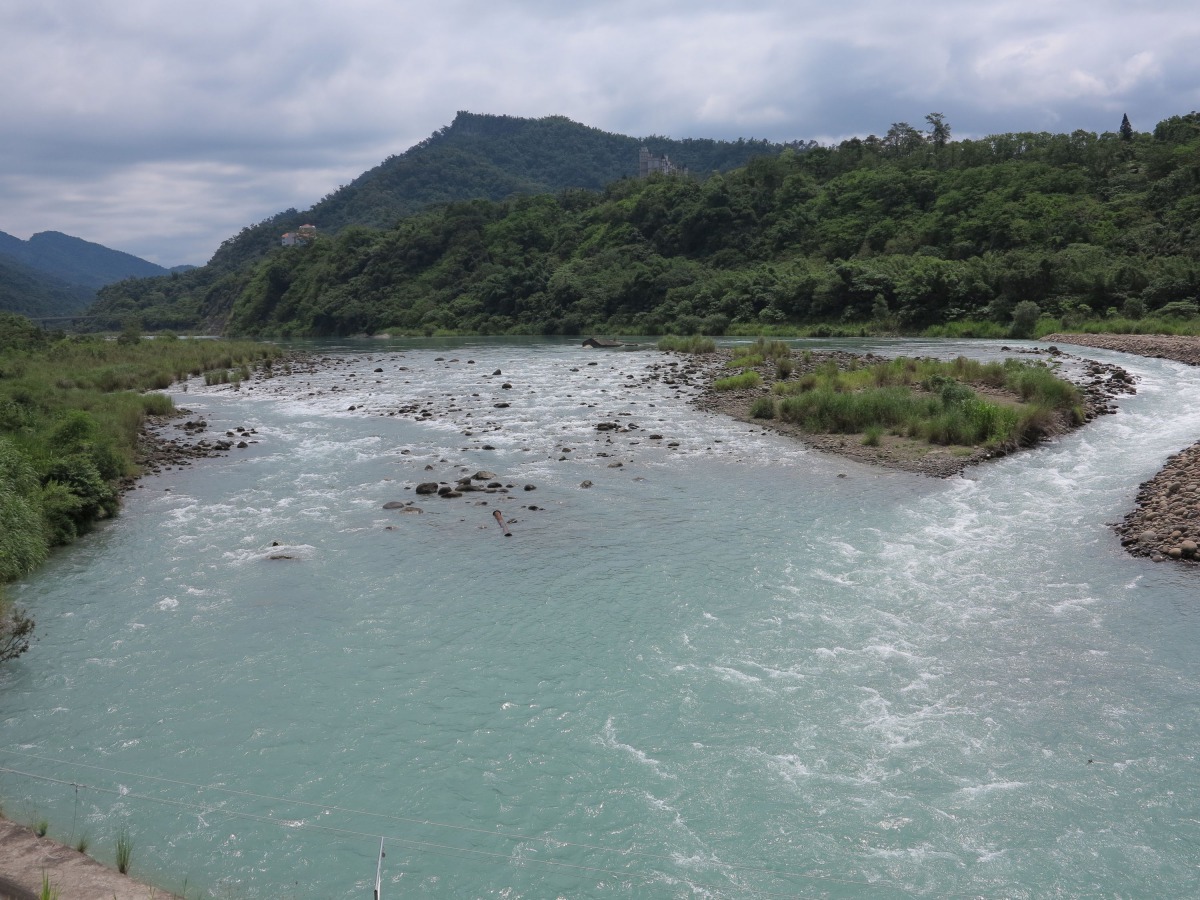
[0, 254, 95, 318]
[0, 230, 175, 291]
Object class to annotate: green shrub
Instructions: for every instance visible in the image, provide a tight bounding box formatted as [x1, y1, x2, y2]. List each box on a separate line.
[1157, 300, 1199, 319]
[862, 425, 883, 446]
[0, 439, 48, 581]
[775, 373, 818, 395]
[41, 456, 117, 537]
[0, 591, 35, 663]
[749, 396, 776, 418]
[1122, 297, 1147, 319]
[1011, 301, 1040, 338]
[39, 480, 86, 545]
[142, 393, 174, 416]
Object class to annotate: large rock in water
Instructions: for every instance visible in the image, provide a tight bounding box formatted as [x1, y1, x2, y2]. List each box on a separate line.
[382, 501, 407, 509]
[415, 482, 439, 495]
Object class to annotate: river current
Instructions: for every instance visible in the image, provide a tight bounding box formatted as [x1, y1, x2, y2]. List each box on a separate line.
[2, 337, 1198, 898]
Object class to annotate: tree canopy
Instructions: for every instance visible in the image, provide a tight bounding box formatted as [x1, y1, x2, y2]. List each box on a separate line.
[92, 111, 1200, 337]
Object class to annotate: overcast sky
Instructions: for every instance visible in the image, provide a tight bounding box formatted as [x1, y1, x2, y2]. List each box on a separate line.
[2, 0, 1198, 266]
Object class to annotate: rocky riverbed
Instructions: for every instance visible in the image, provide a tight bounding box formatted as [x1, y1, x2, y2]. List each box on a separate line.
[126, 337, 1195, 552]
[1045, 333, 1200, 567]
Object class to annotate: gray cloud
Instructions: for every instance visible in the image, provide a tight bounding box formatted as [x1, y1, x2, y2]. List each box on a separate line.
[1, 0, 1197, 265]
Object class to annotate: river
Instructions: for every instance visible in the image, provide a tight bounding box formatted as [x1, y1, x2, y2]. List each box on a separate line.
[2, 337, 1197, 898]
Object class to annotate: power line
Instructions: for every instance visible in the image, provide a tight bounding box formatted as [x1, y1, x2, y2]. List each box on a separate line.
[0, 750, 913, 897]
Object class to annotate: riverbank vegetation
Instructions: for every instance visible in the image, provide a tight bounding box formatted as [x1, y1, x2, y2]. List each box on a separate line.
[682, 337, 1089, 471]
[766, 355, 1081, 449]
[91, 111, 1200, 339]
[0, 312, 281, 661]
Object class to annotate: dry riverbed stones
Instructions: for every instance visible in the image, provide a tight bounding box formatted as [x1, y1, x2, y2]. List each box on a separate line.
[1115, 441, 1200, 565]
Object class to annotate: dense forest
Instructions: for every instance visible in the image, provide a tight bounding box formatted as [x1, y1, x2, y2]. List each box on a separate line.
[93, 111, 1200, 338]
[88, 112, 803, 331]
[0, 255, 95, 318]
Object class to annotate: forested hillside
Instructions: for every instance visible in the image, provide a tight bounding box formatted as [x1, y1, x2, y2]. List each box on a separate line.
[0, 254, 94, 318]
[89, 112, 794, 330]
[0, 230, 184, 320]
[94, 112, 1200, 337]
[0, 230, 173, 291]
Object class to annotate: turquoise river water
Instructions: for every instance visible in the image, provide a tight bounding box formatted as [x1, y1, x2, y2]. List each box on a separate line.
[1, 337, 1198, 898]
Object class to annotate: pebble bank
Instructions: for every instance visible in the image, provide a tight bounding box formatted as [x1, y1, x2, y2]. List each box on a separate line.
[1044, 333, 1200, 566]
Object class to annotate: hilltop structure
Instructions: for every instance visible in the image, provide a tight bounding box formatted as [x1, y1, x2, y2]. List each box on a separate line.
[281, 224, 317, 246]
[638, 147, 685, 178]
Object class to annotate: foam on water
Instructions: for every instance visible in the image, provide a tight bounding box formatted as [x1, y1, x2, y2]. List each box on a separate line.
[3, 338, 1200, 897]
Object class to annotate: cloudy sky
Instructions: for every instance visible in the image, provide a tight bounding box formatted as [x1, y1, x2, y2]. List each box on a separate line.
[2, 0, 1198, 266]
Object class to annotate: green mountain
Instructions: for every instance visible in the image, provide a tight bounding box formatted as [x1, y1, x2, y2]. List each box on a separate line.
[90, 112, 794, 329]
[0, 230, 172, 291]
[0, 254, 95, 318]
[95, 111, 1200, 338]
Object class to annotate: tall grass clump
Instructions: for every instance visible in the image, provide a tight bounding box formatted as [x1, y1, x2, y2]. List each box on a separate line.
[779, 386, 928, 433]
[713, 371, 762, 391]
[39, 872, 60, 900]
[923, 320, 1010, 339]
[749, 396, 776, 418]
[1003, 362, 1080, 406]
[658, 334, 715, 353]
[726, 352, 764, 368]
[115, 826, 133, 874]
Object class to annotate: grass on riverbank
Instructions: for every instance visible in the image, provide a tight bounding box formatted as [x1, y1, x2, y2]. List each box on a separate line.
[756, 355, 1081, 449]
[0, 313, 282, 662]
[657, 334, 716, 353]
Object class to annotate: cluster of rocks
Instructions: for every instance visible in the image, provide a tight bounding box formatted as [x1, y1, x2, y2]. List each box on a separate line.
[122, 413, 260, 491]
[1073, 356, 1137, 419]
[1115, 443, 1200, 564]
[382, 470, 541, 510]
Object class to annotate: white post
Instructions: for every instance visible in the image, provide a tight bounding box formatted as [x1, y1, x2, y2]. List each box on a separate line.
[374, 837, 384, 900]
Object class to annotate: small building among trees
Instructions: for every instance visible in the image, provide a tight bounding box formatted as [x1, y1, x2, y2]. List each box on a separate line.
[281, 224, 318, 246]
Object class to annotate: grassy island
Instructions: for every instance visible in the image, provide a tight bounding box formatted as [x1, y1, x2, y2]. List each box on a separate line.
[673, 336, 1109, 476]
